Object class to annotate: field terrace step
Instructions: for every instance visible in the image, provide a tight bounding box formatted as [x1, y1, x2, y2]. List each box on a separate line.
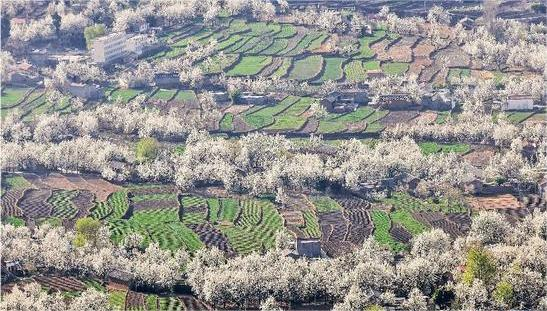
[188, 223, 236, 256]
[19, 189, 53, 219]
[125, 290, 146, 310]
[33, 276, 87, 292]
[1, 188, 27, 217]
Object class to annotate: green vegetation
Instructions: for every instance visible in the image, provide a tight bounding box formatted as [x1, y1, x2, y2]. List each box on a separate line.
[262, 39, 289, 55]
[227, 56, 272, 76]
[266, 97, 314, 131]
[219, 198, 240, 223]
[316, 57, 344, 82]
[390, 209, 428, 236]
[84, 24, 106, 49]
[506, 111, 535, 123]
[302, 210, 321, 238]
[493, 281, 514, 307]
[1, 87, 31, 108]
[219, 113, 234, 131]
[172, 90, 197, 103]
[317, 107, 375, 134]
[244, 95, 300, 129]
[3, 216, 25, 227]
[344, 60, 368, 82]
[2, 175, 31, 189]
[269, 57, 292, 78]
[74, 217, 102, 247]
[463, 247, 497, 285]
[110, 88, 142, 103]
[287, 55, 324, 80]
[158, 297, 183, 311]
[146, 295, 159, 311]
[355, 30, 385, 59]
[108, 289, 127, 311]
[275, 24, 297, 38]
[419, 142, 471, 155]
[220, 199, 283, 254]
[207, 198, 221, 223]
[382, 62, 409, 75]
[150, 89, 177, 101]
[92, 191, 129, 220]
[370, 210, 406, 252]
[136, 137, 159, 162]
[48, 190, 79, 219]
[284, 32, 323, 56]
[311, 196, 342, 213]
[381, 192, 466, 214]
[447, 68, 470, 83]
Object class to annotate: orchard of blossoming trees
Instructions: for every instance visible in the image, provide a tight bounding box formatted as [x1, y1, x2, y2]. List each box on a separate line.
[1, 0, 546, 310]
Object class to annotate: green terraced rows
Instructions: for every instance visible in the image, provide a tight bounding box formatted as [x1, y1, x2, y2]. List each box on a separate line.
[131, 193, 178, 202]
[310, 196, 342, 213]
[316, 57, 345, 82]
[219, 113, 234, 131]
[158, 297, 183, 311]
[109, 289, 127, 311]
[244, 95, 300, 129]
[382, 62, 409, 75]
[237, 199, 263, 226]
[317, 107, 375, 134]
[287, 55, 324, 81]
[275, 24, 297, 38]
[344, 60, 368, 82]
[181, 196, 207, 208]
[355, 30, 386, 59]
[227, 56, 272, 76]
[146, 295, 158, 311]
[269, 57, 292, 77]
[261, 39, 289, 55]
[48, 190, 79, 219]
[302, 210, 321, 238]
[220, 199, 283, 254]
[390, 209, 429, 236]
[370, 210, 407, 252]
[110, 88, 142, 103]
[207, 198, 221, 223]
[172, 90, 198, 103]
[266, 97, 314, 131]
[219, 198, 240, 223]
[92, 191, 129, 220]
[381, 192, 467, 213]
[284, 32, 323, 56]
[150, 89, 177, 101]
[1, 87, 32, 108]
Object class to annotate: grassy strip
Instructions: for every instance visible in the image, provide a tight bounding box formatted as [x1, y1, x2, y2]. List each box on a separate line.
[310, 196, 342, 213]
[370, 210, 407, 252]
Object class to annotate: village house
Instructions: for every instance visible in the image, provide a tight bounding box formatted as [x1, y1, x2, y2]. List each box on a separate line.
[236, 92, 274, 105]
[292, 238, 323, 258]
[64, 82, 104, 100]
[376, 93, 419, 110]
[321, 89, 367, 113]
[422, 88, 454, 111]
[91, 32, 129, 64]
[211, 91, 230, 103]
[154, 72, 180, 88]
[502, 95, 534, 111]
[7, 62, 42, 87]
[125, 34, 165, 59]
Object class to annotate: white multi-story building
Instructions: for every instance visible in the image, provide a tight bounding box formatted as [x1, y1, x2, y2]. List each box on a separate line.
[91, 33, 128, 64]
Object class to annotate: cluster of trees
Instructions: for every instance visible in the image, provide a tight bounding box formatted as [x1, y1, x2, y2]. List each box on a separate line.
[3, 211, 547, 310]
[462, 19, 546, 72]
[367, 75, 423, 104]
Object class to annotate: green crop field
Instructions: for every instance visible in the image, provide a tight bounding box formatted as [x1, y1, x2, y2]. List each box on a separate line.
[275, 24, 297, 38]
[382, 62, 409, 75]
[370, 210, 406, 252]
[110, 88, 142, 103]
[287, 55, 324, 80]
[262, 38, 289, 55]
[269, 58, 292, 77]
[382, 192, 467, 214]
[244, 96, 300, 128]
[200, 53, 239, 74]
[219, 199, 283, 254]
[48, 190, 79, 219]
[316, 57, 344, 82]
[506, 111, 535, 123]
[219, 198, 240, 223]
[310, 196, 342, 213]
[419, 142, 471, 155]
[207, 198, 221, 223]
[109, 289, 127, 311]
[1, 87, 32, 108]
[344, 60, 368, 82]
[266, 97, 313, 131]
[172, 90, 197, 103]
[390, 209, 429, 236]
[355, 30, 386, 59]
[219, 113, 234, 131]
[150, 89, 177, 101]
[283, 32, 322, 56]
[92, 191, 129, 220]
[227, 56, 272, 76]
[302, 210, 321, 238]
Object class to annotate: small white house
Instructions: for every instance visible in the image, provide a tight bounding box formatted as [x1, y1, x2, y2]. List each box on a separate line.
[502, 95, 534, 111]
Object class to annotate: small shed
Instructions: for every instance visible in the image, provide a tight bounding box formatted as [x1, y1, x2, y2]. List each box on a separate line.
[64, 82, 104, 100]
[295, 238, 322, 258]
[502, 95, 534, 111]
[377, 93, 418, 110]
[154, 72, 180, 88]
[422, 89, 453, 111]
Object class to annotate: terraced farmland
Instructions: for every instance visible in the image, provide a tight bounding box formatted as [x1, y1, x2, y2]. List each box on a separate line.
[287, 55, 324, 80]
[227, 56, 272, 76]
